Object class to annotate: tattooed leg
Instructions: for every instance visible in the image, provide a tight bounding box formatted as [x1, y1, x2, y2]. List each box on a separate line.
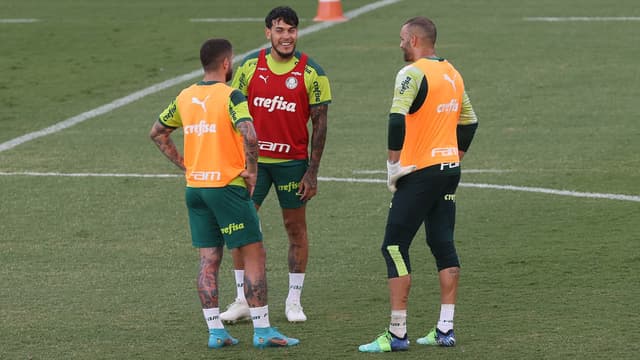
[237, 242, 268, 307]
[282, 207, 308, 273]
[197, 247, 223, 308]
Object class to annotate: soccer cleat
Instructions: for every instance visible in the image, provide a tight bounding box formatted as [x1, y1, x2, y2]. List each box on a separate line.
[358, 330, 409, 353]
[416, 327, 456, 347]
[253, 327, 300, 348]
[285, 302, 307, 322]
[219, 298, 250, 323]
[207, 328, 239, 349]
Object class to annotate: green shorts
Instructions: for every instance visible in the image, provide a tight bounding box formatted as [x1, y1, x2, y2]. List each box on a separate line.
[185, 186, 262, 249]
[252, 160, 308, 209]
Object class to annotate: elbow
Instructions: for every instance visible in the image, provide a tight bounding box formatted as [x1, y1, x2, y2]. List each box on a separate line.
[149, 123, 162, 142]
[149, 131, 159, 144]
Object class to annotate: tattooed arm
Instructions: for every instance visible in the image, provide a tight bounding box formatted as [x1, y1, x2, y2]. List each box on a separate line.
[299, 104, 328, 201]
[236, 120, 258, 196]
[149, 121, 185, 171]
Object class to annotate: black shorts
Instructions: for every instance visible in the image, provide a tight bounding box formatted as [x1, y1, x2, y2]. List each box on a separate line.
[384, 164, 461, 253]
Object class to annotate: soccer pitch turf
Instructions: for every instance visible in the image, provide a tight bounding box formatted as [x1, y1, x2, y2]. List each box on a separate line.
[1, 0, 639, 359]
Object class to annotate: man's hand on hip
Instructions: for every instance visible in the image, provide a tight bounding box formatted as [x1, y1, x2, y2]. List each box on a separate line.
[387, 160, 416, 193]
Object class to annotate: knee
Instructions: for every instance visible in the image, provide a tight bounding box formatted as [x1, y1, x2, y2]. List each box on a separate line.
[200, 248, 223, 270]
[432, 245, 459, 271]
[283, 218, 307, 241]
[240, 242, 266, 263]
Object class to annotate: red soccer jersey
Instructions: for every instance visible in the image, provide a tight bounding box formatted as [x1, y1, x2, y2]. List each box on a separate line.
[247, 49, 310, 160]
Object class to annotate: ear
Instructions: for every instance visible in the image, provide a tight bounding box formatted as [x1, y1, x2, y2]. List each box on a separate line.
[410, 34, 419, 48]
[265, 27, 271, 40]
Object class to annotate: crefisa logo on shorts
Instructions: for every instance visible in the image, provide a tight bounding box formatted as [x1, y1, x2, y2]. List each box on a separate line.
[277, 181, 299, 193]
[221, 222, 245, 235]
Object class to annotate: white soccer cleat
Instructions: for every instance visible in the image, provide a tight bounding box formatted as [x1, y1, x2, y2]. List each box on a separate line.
[285, 302, 307, 322]
[220, 298, 250, 323]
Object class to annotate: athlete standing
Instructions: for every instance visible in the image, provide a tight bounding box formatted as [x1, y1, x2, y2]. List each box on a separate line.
[149, 38, 299, 349]
[359, 16, 478, 352]
[220, 6, 332, 323]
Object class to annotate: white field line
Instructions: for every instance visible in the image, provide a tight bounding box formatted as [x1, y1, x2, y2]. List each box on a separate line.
[0, 19, 39, 23]
[1, 171, 638, 202]
[0, 0, 402, 153]
[353, 169, 510, 174]
[524, 17, 640, 22]
[0, 171, 181, 178]
[458, 182, 640, 202]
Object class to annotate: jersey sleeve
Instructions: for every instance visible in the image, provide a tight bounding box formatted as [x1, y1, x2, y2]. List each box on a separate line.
[304, 57, 332, 106]
[458, 91, 478, 125]
[231, 55, 259, 96]
[158, 98, 182, 128]
[229, 89, 252, 128]
[389, 65, 422, 115]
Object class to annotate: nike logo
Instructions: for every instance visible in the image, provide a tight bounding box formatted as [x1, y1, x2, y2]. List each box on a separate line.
[191, 95, 210, 112]
[443, 73, 457, 92]
[258, 75, 269, 84]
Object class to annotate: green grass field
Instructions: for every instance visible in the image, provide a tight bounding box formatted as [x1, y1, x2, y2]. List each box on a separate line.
[1, 0, 639, 359]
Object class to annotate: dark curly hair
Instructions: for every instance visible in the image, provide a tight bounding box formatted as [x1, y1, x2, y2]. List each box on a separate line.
[265, 6, 299, 28]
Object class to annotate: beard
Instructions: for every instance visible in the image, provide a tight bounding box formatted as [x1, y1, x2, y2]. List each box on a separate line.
[402, 48, 412, 62]
[225, 67, 233, 82]
[272, 44, 296, 60]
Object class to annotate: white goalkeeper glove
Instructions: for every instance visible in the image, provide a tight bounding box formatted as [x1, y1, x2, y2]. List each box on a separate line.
[386, 160, 416, 193]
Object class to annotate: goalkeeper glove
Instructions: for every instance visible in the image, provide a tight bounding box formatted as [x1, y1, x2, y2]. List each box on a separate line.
[387, 160, 416, 193]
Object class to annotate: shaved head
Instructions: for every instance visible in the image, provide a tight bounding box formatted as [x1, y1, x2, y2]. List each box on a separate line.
[403, 17, 437, 47]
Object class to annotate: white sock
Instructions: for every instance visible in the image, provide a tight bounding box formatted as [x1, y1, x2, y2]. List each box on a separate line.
[389, 310, 407, 338]
[437, 304, 455, 332]
[234, 270, 246, 301]
[286, 273, 305, 304]
[250, 305, 271, 329]
[203, 308, 223, 330]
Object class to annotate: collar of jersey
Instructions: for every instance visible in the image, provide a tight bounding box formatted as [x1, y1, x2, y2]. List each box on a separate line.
[265, 48, 302, 75]
[197, 80, 222, 85]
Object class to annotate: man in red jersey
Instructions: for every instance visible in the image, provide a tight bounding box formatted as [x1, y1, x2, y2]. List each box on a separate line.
[220, 6, 332, 323]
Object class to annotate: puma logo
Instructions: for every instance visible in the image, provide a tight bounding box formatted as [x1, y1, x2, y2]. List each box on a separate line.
[258, 75, 269, 84]
[191, 95, 210, 112]
[443, 73, 457, 92]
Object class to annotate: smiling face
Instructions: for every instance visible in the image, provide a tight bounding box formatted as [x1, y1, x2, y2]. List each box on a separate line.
[266, 19, 298, 61]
